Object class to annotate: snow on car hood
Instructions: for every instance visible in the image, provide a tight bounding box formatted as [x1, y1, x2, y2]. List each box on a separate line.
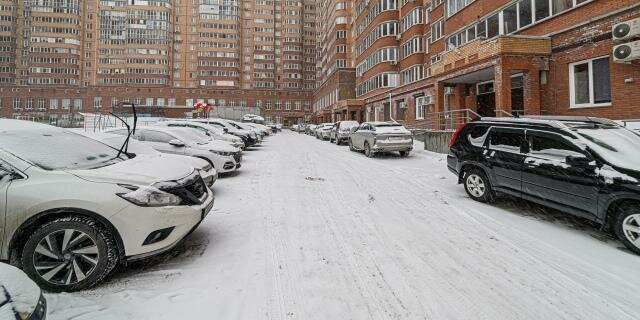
[0, 264, 41, 317]
[70, 153, 195, 185]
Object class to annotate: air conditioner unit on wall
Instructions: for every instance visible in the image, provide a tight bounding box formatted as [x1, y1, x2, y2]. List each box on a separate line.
[612, 17, 640, 41]
[395, 34, 402, 40]
[390, 60, 398, 65]
[613, 40, 640, 63]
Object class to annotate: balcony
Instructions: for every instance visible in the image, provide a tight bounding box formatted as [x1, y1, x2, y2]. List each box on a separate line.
[430, 36, 551, 77]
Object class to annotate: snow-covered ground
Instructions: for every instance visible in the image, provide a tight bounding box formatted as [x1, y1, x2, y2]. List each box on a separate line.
[46, 131, 640, 320]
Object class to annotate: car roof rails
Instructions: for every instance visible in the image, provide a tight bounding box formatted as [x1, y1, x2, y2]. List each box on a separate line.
[479, 115, 619, 128]
[517, 115, 618, 126]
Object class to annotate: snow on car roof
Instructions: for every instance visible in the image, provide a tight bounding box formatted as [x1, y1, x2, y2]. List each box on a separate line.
[0, 119, 58, 132]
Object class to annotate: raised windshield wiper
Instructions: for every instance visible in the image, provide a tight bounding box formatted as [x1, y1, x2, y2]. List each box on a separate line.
[111, 102, 138, 158]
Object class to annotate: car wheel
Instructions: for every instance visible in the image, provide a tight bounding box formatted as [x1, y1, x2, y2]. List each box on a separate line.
[335, 138, 341, 145]
[364, 142, 374, 158]
[399, 151, 410, 157]
[463, 168, 494, 203]
[21, 216, 119, 292]
[348, 139, 355, 151]
[614, 203, 640, 255]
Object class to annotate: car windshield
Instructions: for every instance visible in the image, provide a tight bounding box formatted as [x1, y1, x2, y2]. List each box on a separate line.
[0, 129, 127, 170]
[575, 126, 640, 170]
[102, 136, 156, 155]
[339, 121, 359, 129]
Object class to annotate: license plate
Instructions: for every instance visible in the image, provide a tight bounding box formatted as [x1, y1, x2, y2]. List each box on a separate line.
[202, 200, 214, 219]
[389, 137, 403, 141]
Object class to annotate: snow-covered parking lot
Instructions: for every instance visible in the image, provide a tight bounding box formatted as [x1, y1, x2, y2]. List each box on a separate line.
[47, 131, 640, 320]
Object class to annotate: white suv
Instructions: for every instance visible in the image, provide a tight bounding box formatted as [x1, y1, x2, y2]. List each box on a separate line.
[0, 120, 214, 292]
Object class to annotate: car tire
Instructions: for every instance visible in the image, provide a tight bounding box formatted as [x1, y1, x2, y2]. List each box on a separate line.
[21, 216, 119, 292]
[463, 168, 494, 203]
[364, 142, 374, 158]
[614, 203, 640, 255]
[335, 138, 341, 145]
[399, 151, 410, 157]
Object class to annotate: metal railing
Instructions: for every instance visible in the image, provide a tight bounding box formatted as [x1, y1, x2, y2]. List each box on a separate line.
[495, 108, 525, 118]
[414, 109, 481, 131]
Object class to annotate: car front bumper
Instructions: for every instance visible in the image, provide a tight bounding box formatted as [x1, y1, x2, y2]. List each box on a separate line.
[112, 192, 215, 259]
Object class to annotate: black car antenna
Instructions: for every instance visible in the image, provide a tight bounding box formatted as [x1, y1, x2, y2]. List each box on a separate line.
[111, 102, 137, 158]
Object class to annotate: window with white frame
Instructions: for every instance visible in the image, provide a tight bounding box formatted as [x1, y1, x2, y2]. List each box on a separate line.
[445, 0, 592, 51]
[415, 95, 432, 119]
[401, 7, 423, 32]
[446, 0, 474, 17]
[401, 36, 423, 59]
[401, 64, 423, 85]
[430, 18, 444, 43]
[569, 56, 611, 108]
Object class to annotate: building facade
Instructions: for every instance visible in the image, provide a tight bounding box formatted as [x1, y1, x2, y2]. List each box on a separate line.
[313, 0, 640, 128]
[0, 0, 318, 125]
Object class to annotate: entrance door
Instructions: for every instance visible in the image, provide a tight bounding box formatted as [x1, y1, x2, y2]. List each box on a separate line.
[383, 103, 390, 121]
[511, 74, 524, 116]
[477, 81, 496, 117]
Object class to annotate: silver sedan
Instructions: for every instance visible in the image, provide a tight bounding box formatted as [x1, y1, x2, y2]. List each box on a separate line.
[348, 122, 413, 157]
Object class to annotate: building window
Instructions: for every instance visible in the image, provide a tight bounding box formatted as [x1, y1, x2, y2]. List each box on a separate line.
[430, 19, 444, 43]
[446, 0, 474, 18]
[93, 97, 102, 109]
[50, 98, 58, 110]
[569, 56, 611, 108]
[12, 98, 21, 110]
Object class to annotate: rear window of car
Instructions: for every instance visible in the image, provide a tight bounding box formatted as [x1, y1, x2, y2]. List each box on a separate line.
[488, 128, 525, 152]
[467, 125, 489, 147]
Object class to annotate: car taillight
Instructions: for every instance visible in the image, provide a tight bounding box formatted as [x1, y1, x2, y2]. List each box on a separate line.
[449, 123, 468, 147]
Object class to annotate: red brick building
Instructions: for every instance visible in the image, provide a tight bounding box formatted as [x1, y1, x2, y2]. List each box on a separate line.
[314, 0, 640, 129]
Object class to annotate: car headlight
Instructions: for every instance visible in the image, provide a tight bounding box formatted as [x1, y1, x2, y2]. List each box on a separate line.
[211, 150, 233, 156]
[117, 185, 181, 207]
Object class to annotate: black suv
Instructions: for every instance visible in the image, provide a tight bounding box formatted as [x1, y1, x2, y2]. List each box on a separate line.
[448, 116, 640, 254]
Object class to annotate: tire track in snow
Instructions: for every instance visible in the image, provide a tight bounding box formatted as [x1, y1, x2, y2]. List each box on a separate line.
[312, 141, 639, 319]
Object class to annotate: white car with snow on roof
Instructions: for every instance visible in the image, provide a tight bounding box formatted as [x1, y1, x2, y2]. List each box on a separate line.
[77, 131, 218, 187]
[0, 120, 214, 292]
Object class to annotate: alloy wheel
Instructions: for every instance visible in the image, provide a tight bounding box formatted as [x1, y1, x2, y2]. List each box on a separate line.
[466, 174, 486, 197]
[32, 229, 100, 285]
[622, 214, 640, 249]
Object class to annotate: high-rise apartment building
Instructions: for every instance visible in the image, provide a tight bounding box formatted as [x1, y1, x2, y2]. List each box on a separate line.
[312, 0, 358, 123]
[0, 0, 318, 125]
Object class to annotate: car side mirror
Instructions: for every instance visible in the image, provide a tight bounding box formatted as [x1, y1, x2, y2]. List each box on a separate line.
[350, 127, 358, 133]
[566, 155, 592, 167]
[0, 168, 11, 181]
[169, 139, 185, 147]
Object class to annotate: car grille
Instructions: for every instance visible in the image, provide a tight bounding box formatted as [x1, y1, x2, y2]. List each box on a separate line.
[160, 172, 208, 205]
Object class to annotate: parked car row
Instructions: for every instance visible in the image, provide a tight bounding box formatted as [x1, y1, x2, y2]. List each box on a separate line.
[448, 116, 640, 254]
[0, 117, 272, 296]
[297, 121, 414, 158]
